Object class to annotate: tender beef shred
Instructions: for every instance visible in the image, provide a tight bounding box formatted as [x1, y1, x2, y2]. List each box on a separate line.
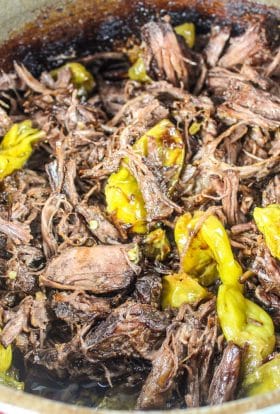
[0, 14, 279, 409]
[208, 343, 242, 405]
[137, 300, 217, 409]
[142, 21, 189, 88]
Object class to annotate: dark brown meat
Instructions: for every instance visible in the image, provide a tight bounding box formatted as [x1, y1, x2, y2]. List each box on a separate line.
[126, 149, 181, 222]
[137, 300, 217, 409]
[109, 94, 168, 130]
[252, 248, 280, 296]
[208, 343, 242, 405]
[40, 244, 139, 293]
[5, 259, 36, 294]
[208, 70, 280, 130]
[63, 159, 79, 206]
[218, 23, 269, 68]
[207, 67, 250, 96]
[76, 204, 120, 244]
[133, 273, 162, 308]
[262, 175, 280, 206]
[223, 80, 280, 126]
[254, 285, 280, 328]
[52, 291, 111, 325]
[14, 63, 52, 94]
[0, 107, 12, 136]
[83, 302, 169, 361]
[30, 293, 49, 331]
[265, 47, 280, 78]
[0, 216, 32, 245]
[240, 64, 276, 92]
[211, 171, 241, 226]
[136, 322, 186, 409]
[41, 194, 71, 258]
[205, 26, 231, 67]
[184, 302, 218, 407]
[0, 296, 33, 347]
[217, 103, 280, 131]
[142, 21, 189, 87]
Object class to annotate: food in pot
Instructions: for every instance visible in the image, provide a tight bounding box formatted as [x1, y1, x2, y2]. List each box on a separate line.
[0, 15, 279, 409]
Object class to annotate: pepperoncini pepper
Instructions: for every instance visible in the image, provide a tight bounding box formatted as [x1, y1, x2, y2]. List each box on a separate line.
[174, 22, 196, 48]
[0, 121, 45, 180]
[105, 119, 185, 233]
[51, 62, 95, 94]
[253, 204, 280, 259]
[217, 284, 275, 375]
[161, 272, 209, 309]
[0, 371, 24, 390]
[175, 210, 276, 375]
[128, 57, 151, 83]
[175, 212, 242, 287]
[0, 329, 23, 390]
[0, 342, 12, 373]
[242, 355, 280, 397]
[189, 121, 202, 136]
[144, 228, 171, 261]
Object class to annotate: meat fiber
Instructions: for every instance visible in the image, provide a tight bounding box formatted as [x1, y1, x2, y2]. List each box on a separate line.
[0, 15, 279, 410]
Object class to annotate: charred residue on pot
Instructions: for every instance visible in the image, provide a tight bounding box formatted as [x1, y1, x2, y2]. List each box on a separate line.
[0, 0, 279, 75]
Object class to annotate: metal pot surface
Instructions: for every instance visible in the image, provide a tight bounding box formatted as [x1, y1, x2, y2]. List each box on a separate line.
[0, 0, 279, 413]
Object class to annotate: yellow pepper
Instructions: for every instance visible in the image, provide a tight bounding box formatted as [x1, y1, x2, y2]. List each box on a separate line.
[217, 285, 275, 375]
[51, 62, 95, 93]
[0, 121, 45, 180]
[105, 119, 185, 233]
[175, 22, 196, 48]
[175, 212, 242, 287]
[128, 56, 151, 83]
[242, 355, 280, 397]
[0, 372, 24, 390]
[105, 166, 146, 233]
[0, 342, 12, 373]
[175, 211, 276, 375]
[161, 273, 209, 309]
[0, 328, 23, 389]
[144, 228, 171, 261]
[253, 204, 280, 259]
[189, 121, 202, 136]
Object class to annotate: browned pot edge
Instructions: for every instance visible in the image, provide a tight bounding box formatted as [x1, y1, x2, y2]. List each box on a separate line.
[0, 0, 279, 74]
[1, 378, 280, 414]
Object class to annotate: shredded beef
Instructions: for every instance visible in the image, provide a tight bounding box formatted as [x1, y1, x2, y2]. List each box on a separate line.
[142, 21, 189, 87]
[0, 14, 279, 410]
[208, 343, 242, 405]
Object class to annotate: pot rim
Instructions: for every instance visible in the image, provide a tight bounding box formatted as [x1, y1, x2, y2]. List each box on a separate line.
[1, 384, 280, 413]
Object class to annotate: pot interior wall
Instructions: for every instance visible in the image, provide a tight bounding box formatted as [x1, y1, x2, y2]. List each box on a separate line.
[0, 0, 279, 74]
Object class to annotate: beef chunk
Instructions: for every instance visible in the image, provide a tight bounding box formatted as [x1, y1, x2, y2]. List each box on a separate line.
[133, 273, 162, 308]
[40, 244, 139, 293]
[83, 302, 169, 361]
[52, 291, 111, 325]
[218, 23, 269, 68]
[137, 300, 218, 409]
[262, 175, 280, 206]
[205, 26, 231, 67]
[142, 21, 189, 87]
[208, 343, 242, 405]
